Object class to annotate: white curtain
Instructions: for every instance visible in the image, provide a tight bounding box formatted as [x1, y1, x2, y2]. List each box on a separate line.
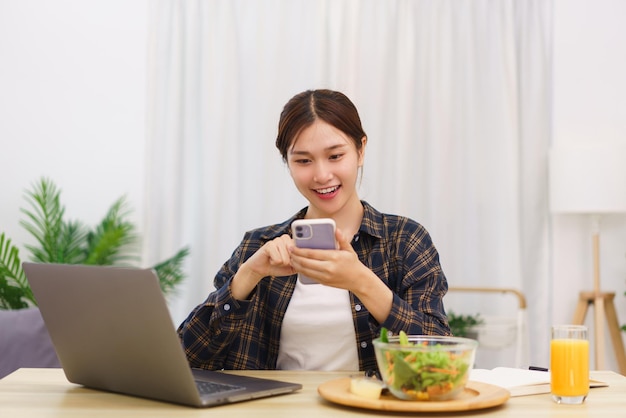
[144, 0, 552, 368]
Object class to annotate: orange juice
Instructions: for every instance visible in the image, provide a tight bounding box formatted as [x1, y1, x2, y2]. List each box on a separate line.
[550, 338, 589, 396]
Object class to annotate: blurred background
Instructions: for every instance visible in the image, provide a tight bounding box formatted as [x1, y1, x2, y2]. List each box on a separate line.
[1, 0, 625, 372]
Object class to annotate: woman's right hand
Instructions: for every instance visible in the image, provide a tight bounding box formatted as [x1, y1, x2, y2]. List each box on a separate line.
[247, 234, 297, 278]
[230, 234, 295, 300]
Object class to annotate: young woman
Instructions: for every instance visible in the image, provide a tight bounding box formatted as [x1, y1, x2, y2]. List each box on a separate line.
[177, 89, 451, 372]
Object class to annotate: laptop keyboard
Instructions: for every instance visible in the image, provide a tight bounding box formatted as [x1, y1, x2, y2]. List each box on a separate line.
[195, 380, 244, 395]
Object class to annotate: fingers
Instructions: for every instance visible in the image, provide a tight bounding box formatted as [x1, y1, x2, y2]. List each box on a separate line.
[244, 234, 295, 278]
[265, 234, 294, 266]
[290, 251, 332, 282]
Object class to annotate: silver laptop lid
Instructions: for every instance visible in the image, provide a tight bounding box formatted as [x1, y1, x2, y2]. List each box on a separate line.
[22, 262, 301, 407]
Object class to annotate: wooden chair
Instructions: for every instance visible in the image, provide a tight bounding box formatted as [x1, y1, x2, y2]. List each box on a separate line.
[448, 287, 529, 368]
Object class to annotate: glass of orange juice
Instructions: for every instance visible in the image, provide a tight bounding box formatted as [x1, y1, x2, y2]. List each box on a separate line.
[550, 325, 589, 404]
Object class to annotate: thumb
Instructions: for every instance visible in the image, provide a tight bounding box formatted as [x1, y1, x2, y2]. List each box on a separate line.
[335, 228, 354, 251]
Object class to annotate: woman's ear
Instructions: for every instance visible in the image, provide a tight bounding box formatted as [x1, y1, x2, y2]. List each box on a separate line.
[358, 136, 367, 167]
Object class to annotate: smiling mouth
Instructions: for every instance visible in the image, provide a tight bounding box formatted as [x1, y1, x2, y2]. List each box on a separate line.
[315, 186, 340, 195]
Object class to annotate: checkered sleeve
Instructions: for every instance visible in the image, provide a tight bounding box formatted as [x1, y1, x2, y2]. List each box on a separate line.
[176, 235, 260, 370]
[379, 217, 451, 336]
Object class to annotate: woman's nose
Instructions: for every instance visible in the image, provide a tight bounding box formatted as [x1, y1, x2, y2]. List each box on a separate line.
[312, 161, 332, 183]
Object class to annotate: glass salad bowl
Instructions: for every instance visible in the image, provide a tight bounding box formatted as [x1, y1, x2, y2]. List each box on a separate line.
[373, 332, 478, 401]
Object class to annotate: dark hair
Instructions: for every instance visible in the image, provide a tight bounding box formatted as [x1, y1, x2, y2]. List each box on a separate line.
[275, 89, 367, 162]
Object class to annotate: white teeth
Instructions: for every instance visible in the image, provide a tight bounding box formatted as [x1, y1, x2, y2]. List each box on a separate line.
[317, 186, 338, 194]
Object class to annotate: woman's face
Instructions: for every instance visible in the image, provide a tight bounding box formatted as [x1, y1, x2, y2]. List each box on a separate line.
[287, 120, 365, 219]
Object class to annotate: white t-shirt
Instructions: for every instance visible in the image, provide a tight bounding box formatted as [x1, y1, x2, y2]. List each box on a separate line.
[276, 277, 359, 371]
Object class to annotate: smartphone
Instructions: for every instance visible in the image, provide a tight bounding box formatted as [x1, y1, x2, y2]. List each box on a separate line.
[291, 218, 336, 284]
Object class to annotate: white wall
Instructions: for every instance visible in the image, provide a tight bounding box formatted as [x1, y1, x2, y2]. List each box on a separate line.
[1, 0, 625, 373]
[0, 1, 148, 250]
[552, 0, 626, 373]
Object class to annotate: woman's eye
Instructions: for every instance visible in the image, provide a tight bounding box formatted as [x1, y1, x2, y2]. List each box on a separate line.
[329, 153, 343, 161]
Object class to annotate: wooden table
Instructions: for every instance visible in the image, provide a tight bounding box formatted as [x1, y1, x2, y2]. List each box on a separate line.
[0, 368, 624, 417]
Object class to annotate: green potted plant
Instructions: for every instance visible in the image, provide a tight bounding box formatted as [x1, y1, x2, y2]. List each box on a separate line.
[447, 310, 484, 339]
[0, 177, 190, 377]
[0, 177, 189, 309]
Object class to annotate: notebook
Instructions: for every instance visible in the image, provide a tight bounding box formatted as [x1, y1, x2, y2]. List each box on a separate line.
[22, 262, 302, 407]
[470, 367, 608, 397]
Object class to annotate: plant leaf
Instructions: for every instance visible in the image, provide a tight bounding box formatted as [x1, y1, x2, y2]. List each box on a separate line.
[83, 196, 139, 265]
[19, 177, 88, 264]
[19, 178, 64, 262]
[0, 232, 35, 308]
[152, 247, 190, 294]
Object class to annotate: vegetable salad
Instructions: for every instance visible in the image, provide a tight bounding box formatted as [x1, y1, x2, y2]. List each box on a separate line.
[375, 329, 475, 401]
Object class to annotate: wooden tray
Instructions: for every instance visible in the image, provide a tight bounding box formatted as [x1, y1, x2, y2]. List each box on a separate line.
[318, 378, 510, 412]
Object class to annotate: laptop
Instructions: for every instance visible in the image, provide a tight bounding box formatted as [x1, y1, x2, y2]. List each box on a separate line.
[22, 262, 302, 407]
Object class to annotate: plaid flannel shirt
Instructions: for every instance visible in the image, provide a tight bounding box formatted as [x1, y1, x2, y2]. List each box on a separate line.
[177, 201, 450, 371]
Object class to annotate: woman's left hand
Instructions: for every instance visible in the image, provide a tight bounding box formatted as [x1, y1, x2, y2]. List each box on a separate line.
[288, 228, 369, 291]
[289, 227, 393, 323]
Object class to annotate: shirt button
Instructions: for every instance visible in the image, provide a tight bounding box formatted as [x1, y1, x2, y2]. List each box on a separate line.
[224, 303, 231, 311]
[360, 341, 368, 349]
[355, 304, 362, 312]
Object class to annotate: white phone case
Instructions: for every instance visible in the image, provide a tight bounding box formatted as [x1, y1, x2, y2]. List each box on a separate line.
[291, 218, 336, 284]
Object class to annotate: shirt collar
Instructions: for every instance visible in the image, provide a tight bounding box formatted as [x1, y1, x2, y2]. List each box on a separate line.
[257, 201, 384, 241]
[359, 201, 384, 240]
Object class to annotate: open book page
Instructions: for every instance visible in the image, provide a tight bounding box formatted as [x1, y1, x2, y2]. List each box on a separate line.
[469, 367, 608, 397]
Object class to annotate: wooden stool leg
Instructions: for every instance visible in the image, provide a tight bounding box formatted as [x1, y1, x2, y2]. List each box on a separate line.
[604, 295, 626, 375]
[593, 295, 607, 370]
[573, 291, 626, 375]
